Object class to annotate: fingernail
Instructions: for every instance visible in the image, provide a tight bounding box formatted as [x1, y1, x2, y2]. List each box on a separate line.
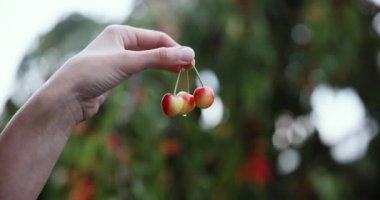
[180, 47, 195, 62]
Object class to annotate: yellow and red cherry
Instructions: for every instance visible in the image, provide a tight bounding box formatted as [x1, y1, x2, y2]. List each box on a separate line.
[177, 91, 195, 115]
[193, 86, 215, 109]
[161, 93, 184, 117]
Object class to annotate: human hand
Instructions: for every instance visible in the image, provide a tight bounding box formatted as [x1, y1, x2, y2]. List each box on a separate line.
[45, 25, 195, 123]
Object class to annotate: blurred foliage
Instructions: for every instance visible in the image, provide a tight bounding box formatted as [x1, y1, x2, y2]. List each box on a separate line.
[2, 0, 380, 199]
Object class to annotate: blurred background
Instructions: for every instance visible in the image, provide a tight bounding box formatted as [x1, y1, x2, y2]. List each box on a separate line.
[2, 0, 380, 199]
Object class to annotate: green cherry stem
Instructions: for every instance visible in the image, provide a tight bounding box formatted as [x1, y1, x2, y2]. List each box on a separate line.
[173, 69, 182, 94]
[186, 69, 190, 93]
[192, 62, 204, 87]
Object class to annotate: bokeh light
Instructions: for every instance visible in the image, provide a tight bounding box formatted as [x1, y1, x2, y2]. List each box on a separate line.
[277, 148, 301, 175]
[291, 23, 312, 45]
[200, 96, 224, 130]
[311, 84, 378, 163]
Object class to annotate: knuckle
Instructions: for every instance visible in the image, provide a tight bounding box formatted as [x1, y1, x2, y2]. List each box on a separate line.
[158, 32, 170, 41]
[104, 25, 121, 35]
[157, 47, 171, 60]
[158, 31, 169, 38]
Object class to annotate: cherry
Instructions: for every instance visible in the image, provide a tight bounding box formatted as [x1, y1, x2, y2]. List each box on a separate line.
[193, 86, 214, 108]
[177, 91, 195, 115]
[161, 59, 215, 117]
[161, 93, 184, 117]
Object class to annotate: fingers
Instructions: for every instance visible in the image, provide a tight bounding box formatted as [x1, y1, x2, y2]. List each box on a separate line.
[100, 25, 195, 75]
[118, 46, 195, 74]
[108, 25, 179, 50]
[98, 90, 112, 105]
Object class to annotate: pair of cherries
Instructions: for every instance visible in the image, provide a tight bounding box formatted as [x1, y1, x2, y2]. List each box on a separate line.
[161, 61, 215, 117]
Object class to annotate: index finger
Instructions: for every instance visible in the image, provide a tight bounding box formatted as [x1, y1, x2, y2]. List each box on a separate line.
[118, 26, 180, 50]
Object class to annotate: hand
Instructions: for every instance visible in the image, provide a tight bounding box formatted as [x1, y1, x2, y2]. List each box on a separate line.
[46, 25, 195, 123]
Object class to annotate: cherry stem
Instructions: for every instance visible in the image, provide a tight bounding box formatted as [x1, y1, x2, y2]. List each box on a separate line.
[186, 69, 190, 93]
[173, 69, 182, 94]
[192, 62, 204, 87]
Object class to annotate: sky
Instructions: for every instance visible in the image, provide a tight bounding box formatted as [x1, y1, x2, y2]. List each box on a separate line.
[0, 0, 133, 115]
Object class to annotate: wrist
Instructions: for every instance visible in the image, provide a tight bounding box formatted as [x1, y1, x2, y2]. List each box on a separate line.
[36, 82, 82, 127]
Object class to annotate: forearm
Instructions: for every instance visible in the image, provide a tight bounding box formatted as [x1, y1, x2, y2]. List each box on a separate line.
[0, 84, 78, 200]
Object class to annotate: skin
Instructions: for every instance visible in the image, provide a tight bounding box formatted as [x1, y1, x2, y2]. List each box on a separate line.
[0, 25, 195, 200]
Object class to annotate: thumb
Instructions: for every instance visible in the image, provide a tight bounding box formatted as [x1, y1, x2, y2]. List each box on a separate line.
[123, 46, 195, 73]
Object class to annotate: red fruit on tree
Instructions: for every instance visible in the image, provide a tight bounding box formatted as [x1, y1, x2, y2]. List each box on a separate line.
[193, 86, 215, 108]
[161, 93, 184, 117]
[177, 91, 195, 115]
[160, 139, 181, 156]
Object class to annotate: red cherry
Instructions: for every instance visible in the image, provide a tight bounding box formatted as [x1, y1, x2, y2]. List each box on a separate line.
[193, 86, 215, 109]
[177, 91, 195, 115]
[161, 93, 184, 117]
